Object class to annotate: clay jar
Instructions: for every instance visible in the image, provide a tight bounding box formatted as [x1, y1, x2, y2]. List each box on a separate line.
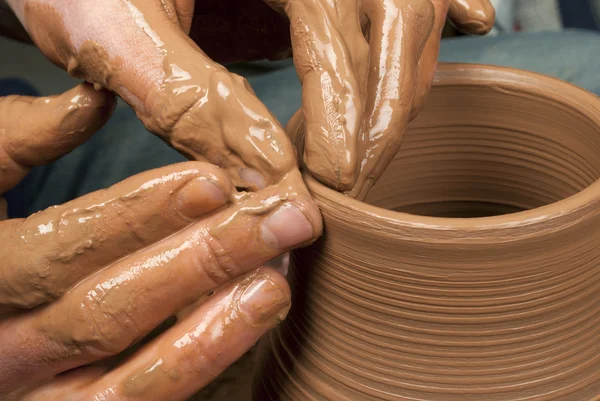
[252, 64, 600, 400]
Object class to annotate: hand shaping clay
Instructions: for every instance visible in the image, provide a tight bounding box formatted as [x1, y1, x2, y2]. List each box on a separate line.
[14, 0, 298, 190]
[253, 64, 600, 400]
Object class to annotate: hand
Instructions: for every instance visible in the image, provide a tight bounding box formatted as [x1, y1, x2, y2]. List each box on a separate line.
[4, 0, 492, 198]
[0, 83, 322, 400]
[5, 0, 301, 191]
[277, 0, 495, 198]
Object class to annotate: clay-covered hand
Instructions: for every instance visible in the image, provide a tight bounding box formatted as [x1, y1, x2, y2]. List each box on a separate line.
[5, 0, 301, 191]
[0, 83, 322, 399]
[278, 0, 495, 198]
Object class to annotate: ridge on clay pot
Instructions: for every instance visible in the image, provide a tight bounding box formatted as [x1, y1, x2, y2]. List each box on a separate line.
[252, 63, 600, 400]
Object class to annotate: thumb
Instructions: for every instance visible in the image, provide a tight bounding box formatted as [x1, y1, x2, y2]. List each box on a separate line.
[0, 83, 115, 193]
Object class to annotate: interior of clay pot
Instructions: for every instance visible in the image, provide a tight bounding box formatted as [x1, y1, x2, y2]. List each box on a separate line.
[366, 70, 600, 218]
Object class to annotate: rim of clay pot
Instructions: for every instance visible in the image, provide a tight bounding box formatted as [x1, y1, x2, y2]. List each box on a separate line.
[303, 63, 600, 240]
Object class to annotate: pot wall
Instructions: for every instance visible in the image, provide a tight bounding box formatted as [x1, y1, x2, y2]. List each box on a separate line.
[253, 64, 600, 400]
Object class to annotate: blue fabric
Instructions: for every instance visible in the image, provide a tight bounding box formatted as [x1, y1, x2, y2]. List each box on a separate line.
[0, 78, 38, 97]
[3, 30, 600, 218]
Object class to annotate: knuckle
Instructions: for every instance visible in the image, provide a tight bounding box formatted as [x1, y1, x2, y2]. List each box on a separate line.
[230, 72, 255, 95]
[67, 289, 138, 356]
[108, 197, 148, 246]
[1, 259, 52, 309]
[145, 85, 206, 138]
[187, 334, 222, 374]
[192, 228, 240, 288]
[2, 219, 66, 309]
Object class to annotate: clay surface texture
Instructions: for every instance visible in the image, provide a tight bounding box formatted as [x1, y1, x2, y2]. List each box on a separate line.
[254, 64, 600, 400]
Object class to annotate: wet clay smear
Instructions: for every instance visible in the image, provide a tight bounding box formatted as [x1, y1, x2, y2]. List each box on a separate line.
[253, 64, 600, 400]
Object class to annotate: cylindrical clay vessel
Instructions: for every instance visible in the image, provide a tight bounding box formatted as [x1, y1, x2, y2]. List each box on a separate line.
[252, 64, 600, 400]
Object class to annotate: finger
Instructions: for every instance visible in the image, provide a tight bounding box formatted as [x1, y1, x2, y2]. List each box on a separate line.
[447, 0, 495, 35]
[0, 161, 233, 310]
[266, 0, 369, 191]
[411, 0, 451, 118]
[78, 268, 289, 401]
[0, 170, 320, 392]
[0, 83, 115, 193]
[349, 0, 435, 199]
[19, 367, 106, 401]
[19, 0, 297, 190]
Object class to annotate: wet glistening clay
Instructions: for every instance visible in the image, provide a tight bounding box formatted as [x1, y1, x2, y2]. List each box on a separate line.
[0, 1, 522, 400]
[254, 64, 600, 400]
[8, 0, 494, 196]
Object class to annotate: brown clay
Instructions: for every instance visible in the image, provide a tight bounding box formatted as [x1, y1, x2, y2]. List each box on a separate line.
[11, 0, 298, 191]
[0, 164, 321, 394]
[447, 0, 495, 34]
[7, 0, 494, 197]
[253, 64, 600, 400]
[0, 83, 115, 194]
[281, 0, 494, 197]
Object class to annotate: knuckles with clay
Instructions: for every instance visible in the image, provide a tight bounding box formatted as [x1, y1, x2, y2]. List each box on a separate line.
[0, 0, 494, 396]
[6, 0, 493, 198]
[0, 81, 322, 400]
[278, 0, 495, 198]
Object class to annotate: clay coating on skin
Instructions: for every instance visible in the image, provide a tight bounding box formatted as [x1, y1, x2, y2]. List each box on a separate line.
[0, 165, 321, 395]
[0, 83, 115, 194]
[253, 64, 600, 400]
[14, 0, 297, 191]
[114, 270, 290, 400]
[282, 0, 494, 197]
[8, 0, 493, 196]
[448, 0, 495, 34]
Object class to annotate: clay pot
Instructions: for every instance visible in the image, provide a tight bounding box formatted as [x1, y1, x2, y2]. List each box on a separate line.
[253, 64, 600, 400]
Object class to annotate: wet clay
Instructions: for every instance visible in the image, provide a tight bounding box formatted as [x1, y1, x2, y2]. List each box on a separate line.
[0, 163, 320, 396]
[9, 0, 494, 196]
[280, 0, 493, 197]
[0, 163, 231, 311]
[253, 64, 600, 400]
[13, 0, 301, 191]
[115, 270, 289, 401]
[276, 0, 435, 193]
[0, 83, 114, 194]
[447, 0, 496, 34]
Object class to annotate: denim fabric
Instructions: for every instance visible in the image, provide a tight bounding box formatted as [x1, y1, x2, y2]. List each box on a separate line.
[438, 30, 600, 96]
[3, 30, 600, 218]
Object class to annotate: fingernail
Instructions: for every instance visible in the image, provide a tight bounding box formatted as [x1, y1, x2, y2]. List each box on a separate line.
[176, 178, 227, 219]
[239, 277, 290, 324]
[261, 204, 314, 250]
[239, 168, 267, 190]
